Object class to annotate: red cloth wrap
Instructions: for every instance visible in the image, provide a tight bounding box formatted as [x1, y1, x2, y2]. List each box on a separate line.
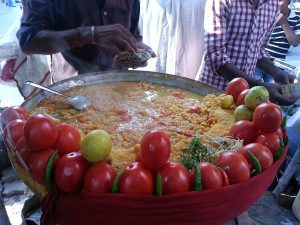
[41, 147, 287, 225]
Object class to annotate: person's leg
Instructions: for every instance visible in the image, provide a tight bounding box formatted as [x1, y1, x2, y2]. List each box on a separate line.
[253, 68, 264, 81]
[253, 69, 274, 83]
[263, 73, 274, 83]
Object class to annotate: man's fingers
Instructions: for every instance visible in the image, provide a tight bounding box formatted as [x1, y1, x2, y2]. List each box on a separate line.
[109, 46, 122, 55]
[288, 75, 297, 83]
[115, 38, 136, 52]
[137, 42, 156, 57]
[94, 24, 137, 52]
[146, 49, 156, 58]
[117, 26, 137, 50]
[272, 92, 295, 106]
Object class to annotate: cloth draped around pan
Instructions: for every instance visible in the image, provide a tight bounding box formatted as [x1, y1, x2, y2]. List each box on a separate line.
[40, 147, 287, 225]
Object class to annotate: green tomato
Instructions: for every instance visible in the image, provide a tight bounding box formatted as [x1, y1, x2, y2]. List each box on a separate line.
[234, 105, 253, 121]
[244, 86, 269, 110]
[80, 130, 112, 163]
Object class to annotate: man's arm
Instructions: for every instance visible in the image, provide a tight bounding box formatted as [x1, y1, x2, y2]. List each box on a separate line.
[279, 17, 300, 47]
[256, 57, 296, 83]
[22, 25, 138, 55]
[18, 0, 137, 55]
[256, 10, 297, 84]
[281, 22, 300, 47]
[20, 29, 90, 55]
[217, 64, 261, 87]
[218, 62, 295, 105]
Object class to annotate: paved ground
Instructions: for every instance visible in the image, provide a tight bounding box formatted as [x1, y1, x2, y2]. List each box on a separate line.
[0, 79, 23, 108]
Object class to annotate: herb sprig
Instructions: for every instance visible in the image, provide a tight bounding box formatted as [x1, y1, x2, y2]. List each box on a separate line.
[179, 136, 214, 170]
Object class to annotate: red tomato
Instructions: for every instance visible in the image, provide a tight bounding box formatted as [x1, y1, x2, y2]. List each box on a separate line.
[55, 123, 81, 156]
[29, 148, 55, 185]
[15, 136, 32, 166]
[253, 103, 282, 133]
[256, 133, 280, 156]
[83, 162, 117, 193]
[3, 119, 25, 147]
[140, 130, 171, 172]
[218, 167, 229, 186]
[55, 152, 90, 193]
[24, 114, 58, 151]
[226, 78, 249, 103]
[0, 106, 30, 130]
[198, 162, 223, 190]
[236, 89, 249, 106]
[159, 162, 190, 194]
[214, 152, 250, 185]
[238, 143, 273, 171]
[229, 120, 258, 144]
[119, 162, 154, 194]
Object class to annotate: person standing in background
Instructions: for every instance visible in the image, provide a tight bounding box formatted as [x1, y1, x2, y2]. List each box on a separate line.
[17, 0, 155, 83]
[197, 0, 296, 105]
[266, 0, 300, 59]
[254, 0, 300, 82]
[139, 0, 206, 80]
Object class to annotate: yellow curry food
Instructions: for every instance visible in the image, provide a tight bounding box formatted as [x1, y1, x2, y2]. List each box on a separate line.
[31, 82, 235, 169]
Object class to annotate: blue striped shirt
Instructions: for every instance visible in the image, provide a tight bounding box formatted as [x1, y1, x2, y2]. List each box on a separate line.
[266, 15, 300, 60]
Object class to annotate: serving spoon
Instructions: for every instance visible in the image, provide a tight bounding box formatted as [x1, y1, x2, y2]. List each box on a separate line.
[26, 81, 91, 111]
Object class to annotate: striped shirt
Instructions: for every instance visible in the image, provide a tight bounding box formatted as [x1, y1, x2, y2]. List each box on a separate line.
[266, 15, 300, 60]
[198, 0, 279, 90]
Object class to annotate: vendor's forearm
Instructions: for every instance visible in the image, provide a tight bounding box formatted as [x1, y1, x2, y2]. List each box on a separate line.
[217, 63, 261, 87]
[281, 22, 300, 47]
[22, 27, 92, 55]
[256, 57, 283, 78]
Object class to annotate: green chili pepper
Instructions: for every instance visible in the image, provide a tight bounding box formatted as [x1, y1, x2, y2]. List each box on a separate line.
[45, 150, 58, 192]
[284, 135, 289, 146]
[274, 137, 284, 161]
[194, 165, 202, 191]
[281, 115, 287, 130]
[247, 150, 261, 175]
[112, 169, 125, 193]
[156, 173, 163, 196]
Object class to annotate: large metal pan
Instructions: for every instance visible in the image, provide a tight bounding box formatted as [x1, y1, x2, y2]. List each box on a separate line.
[5, 71, 287, 225]
[9, 70, 221, 197]
[21, 70, 221, 110]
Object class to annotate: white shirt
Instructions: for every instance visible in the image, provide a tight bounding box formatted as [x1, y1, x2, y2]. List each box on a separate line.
[139, 0, 206, 80]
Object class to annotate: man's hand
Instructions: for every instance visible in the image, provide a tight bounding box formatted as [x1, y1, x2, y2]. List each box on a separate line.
[94, 24, 138, 54]
[272, 69, 297, 84]
[136, 42, 156, 58]
[263, 82, 296, 106]
[113, 42, 156, 70]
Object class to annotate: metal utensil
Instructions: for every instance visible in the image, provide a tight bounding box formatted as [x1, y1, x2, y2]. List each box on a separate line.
[25, 81, 91, 111]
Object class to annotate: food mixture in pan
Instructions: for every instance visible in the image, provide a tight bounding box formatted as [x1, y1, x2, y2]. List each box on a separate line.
[32, 82, 234, 169]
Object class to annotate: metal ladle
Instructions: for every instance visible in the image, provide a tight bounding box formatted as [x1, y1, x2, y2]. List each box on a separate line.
[26, 81, 91, 111]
